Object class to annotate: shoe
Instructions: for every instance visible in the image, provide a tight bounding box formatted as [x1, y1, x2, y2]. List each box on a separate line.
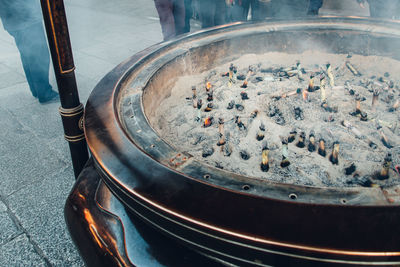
[39, 90, 59, 104]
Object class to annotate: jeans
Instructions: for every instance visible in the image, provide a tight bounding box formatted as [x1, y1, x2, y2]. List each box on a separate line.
[8, 21, 53, 100]
[242, 0, 267, 21]
[154, 0, 185, 40]
[199, 0, 226, 28]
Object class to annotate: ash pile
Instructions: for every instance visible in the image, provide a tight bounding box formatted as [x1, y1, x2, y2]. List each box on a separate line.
[154, 51, 400, 188]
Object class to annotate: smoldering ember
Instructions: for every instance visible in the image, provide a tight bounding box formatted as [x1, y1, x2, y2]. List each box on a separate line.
[154, 51, 400, 188]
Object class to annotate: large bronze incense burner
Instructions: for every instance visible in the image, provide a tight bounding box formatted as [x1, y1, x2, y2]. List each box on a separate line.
[78, 18, 400, 266]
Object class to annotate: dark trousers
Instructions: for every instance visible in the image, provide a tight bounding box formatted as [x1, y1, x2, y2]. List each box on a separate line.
[199, 0, 226, 28]
[242, 0, 265, 21]
[307, 0, 323, 15]
[184, 0, 192, 33]
[8, 22, 52, 100]
[154, 0, 185, 40]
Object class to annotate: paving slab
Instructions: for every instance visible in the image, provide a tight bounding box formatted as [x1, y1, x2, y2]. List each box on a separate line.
[0, 211, 21, 246]
[0, 234, 47, 267]
[0, 68, 26, 90]
[0, 106, 69, 197]
[0, 82, 39, 109]
[72, 51, 117, 83]
[6, 102, 64, 142]
[6, 166, 83, 266]
[0, 200, 6, 212]
[74, 73, 100, 103]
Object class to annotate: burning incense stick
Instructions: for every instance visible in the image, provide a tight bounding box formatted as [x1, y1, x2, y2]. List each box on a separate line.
[192, 86, 198, 108]
[296, 61, 304, 81]
[228, 64, 234, 87]
[235, 116, 245, 129]
[203, 116, 213, 127]
[378, 153, 392, 180]
[260, 142, 270, 172]
[272, 88, 301, 99]
[207, 90, 213, 102]
[280, 138, 290, 168]
[240, 91, 249, 100]
[379, 130, 393, 149]
[288, 129, 297, 143]
[227, 100, 234, 110]
[204, 102, 213, 112]
[256, 131, 265, 141]
[320, 76, 326, 102]
[196, 99, 202, 121]
[389, 99, 399, 112]
[206, 81, 212, 92]
[360, 111, 368, 121]
[217, 118, 226, 146]
[302, 89, 309, 102]
[329, 141, 340, 165]
[355, 94, 361, 114]
[250, 110, 258, 118]
[308, 131, 316, 152]
[326, 63, 335, 87]
[241, 68, 253, 88]
[318, 138, 326, 157]
[372, 89, 379, 112]
[346, 61, 361, 76]
[341, 120, 362, 139]
[296, 131, 306, 148]
[192, 86, 197, 98]
[257, 123, 265, 141]
[308, 75, 315, 92]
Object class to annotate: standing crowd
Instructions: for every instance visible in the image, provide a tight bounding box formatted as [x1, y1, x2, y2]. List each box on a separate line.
[154, 0, 400, 40]
[154, 0, 325, 40]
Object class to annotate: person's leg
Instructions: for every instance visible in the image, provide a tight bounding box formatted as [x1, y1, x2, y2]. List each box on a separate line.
[10, 22, 55, 101]
[307, 0, 323, 15]
[199, 0, 215, 28]
[172, 0, 185, 35]
[241, 0, 251, 20]
[230, 1, 244, 22]
[225, 1, 233, 23]
[251, 0, 265, 21]
[154, 0, 176, 40]
[183, 0, 192, 33]
[255, 0, 269, 20]
[8, 30, 38, 97]
[214, 0, 226, 26]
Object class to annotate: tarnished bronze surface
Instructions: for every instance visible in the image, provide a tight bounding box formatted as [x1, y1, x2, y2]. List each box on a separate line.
[81, 18, 400, 265]
[65, 158, 225, 267]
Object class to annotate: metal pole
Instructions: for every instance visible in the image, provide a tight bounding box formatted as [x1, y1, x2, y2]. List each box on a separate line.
[40, 0, 89, 178]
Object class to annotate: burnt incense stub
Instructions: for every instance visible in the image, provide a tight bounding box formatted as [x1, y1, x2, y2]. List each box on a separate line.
[153, 50, 400, 188]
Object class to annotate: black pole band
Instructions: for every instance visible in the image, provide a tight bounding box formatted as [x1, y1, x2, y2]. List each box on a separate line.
[40, 0, 89, 178]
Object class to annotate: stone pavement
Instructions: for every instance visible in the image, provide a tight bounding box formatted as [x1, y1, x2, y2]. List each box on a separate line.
[0, 0, 369, 266]
[0, 0, 162, 266]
